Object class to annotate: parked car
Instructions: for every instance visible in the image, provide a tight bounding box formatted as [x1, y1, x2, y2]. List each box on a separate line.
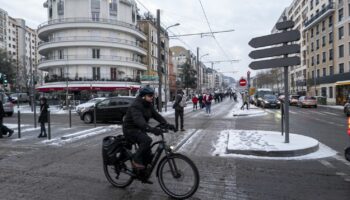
[1, 93, 14, 116]
[289, 95, 300, 106]
[297, 96, 317, 108]
[254, 88, 273, 107]
[79, 96, 135, 124]
[10, 93, 29, 103]
[260, 94, 281, 109]
[344, 101, 350, 116]
[75, 97, 106, 115]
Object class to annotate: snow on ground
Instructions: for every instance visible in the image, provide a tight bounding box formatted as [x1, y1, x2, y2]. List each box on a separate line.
[14, 105, 69, 114]
[212, 129, 337, 160]
[223, 96, 266, 118]
[318, 105, 344, 110]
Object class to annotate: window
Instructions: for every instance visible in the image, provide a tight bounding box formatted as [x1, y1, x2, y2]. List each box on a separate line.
[316, 39, 319, 49]
[312, 70, 315, 79]
[110, 67, 117, 80]
[311, 42, 314, 51]
[322, 52, 326, 63]
[49, 7, 52, 18]
[339, 63, 344, 73]
[317, 69, 320, 78]
[329, 32, 333, 43]
[329, 49, 333, 60]
[311, 28, 314, 38]
[321, 87, 327, 97]
[311, 56, 315, 65]
[322, 68, 326, 76]
[91, 0, 100, 21]
[92, 49, 100, 59]
[322, 36, 326, 46]
[92, 67, 101, 80]
[58, 49, 64, 59]
[349, 23, 350, 35]
[339, 8, 343, 22]
[329, 87, 333, 98]
[310, 0, 314, 9]
[58, 0, 64, 15]
[330, 66, 334, 75]
[322, 20, 325, 31]
[338, 26, 344, 39]
[316, 25, 319, 35]
[132, 5, 136, 23]
[339, 45, 344, 57]
[109, 0, 117, 16]
[316, 54, 320, 64]
[329, 15, 333, 27]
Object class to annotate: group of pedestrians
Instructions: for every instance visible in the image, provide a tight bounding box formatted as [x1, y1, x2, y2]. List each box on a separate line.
[191, 92, 215, 116]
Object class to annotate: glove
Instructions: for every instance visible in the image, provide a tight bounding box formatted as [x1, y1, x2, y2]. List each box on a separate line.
[148, 127, 163, 136]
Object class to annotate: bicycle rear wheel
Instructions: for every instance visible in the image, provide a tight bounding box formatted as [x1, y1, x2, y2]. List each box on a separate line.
[103, 154, 134, 188]
[157, 153, 199, 199]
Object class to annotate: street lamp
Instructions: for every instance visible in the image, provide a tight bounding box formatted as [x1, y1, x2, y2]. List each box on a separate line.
[163, 22, 180, 112]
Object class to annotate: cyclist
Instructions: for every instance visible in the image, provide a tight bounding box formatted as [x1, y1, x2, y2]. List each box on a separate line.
[123, 85, 175, 171]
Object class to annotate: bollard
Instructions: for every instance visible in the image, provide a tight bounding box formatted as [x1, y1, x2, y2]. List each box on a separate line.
[17, 110, 21, 138]
[69, 105, 72, 128]
[281, 102, 284, 136]
[48, 110, 51, 140]
[94, 105, 97, 127]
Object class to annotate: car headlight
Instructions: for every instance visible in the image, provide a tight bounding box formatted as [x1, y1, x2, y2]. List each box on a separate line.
[264, 101, 269, 103]
[277, 100, 280, 104]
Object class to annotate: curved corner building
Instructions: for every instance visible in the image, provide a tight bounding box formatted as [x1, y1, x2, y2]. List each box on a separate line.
[37, 0, 146, 96]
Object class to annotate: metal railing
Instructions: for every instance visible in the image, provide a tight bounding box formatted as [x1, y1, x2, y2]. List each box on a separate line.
[44, 76, 141, 83]
[39, 55, 145, 65]
[38, 36, 146, 50]
[38, 17, 145, 36]
[304, 2, 335, 28]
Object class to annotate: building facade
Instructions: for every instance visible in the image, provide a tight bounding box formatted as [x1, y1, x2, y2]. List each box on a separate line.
[0, 8, 38, 92]
[37, 0, 147, 98]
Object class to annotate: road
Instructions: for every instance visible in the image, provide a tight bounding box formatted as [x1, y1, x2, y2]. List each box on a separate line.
[0, 99, 349, 199]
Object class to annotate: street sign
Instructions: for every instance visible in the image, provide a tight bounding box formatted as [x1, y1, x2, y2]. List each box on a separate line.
[276, 20, 295, 30]
[239, 78, 247, 87]
[249, 44, 300, 59]
[248, 30, 300, 48]
[249, 56, 300, 70]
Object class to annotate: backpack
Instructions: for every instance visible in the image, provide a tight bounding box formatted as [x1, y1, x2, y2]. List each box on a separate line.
[102, 135, 131, 165]
[179, 95, 187, 107]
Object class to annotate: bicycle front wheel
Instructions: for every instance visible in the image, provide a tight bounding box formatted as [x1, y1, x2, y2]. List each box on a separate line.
[157, 153, 199, 199]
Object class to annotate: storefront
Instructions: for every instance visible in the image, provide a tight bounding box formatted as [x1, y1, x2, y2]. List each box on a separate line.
[336, 81, 350, 105]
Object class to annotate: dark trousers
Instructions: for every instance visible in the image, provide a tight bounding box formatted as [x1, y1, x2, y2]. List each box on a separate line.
[0, 118, 12, 137]
[40, 122, 47, 136]
[175, 109, 184, 130]
[124, 129, 152, 165]
[241, 102, 248, 110]
[193, 103, 197, 110]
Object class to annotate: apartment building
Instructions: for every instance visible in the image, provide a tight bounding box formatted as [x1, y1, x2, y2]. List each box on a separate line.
[0, 8, 38, 91]
[37, 0, 147, 97]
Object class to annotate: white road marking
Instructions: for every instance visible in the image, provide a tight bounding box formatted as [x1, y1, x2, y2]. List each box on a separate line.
[319, 160, 336, 168]
[321, 111, 339, 116]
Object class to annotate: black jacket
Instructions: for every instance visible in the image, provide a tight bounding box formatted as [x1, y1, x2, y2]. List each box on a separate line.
[173, 94, 184, 111]
[123, 96, 166, 131]
[38, 103, 49, 123]
[0, 100, 4, 119]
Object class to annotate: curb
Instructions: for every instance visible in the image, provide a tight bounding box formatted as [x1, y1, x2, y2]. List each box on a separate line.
[226, 142, 319, 157]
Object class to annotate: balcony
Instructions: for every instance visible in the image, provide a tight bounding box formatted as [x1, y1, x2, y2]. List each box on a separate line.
[303, 2, 335, 30]
[37, 18, 146, 41]
[38, 55, 147, 71]
[38, 36, 147, 55]
[44, 75, 140, 83]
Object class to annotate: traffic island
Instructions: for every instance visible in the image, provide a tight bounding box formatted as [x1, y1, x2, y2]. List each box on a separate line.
[232, 108, 266, 117]
[226, 130, 319, 157]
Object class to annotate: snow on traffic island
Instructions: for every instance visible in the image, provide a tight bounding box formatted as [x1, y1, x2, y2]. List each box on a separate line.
[212, 129, 337, 160]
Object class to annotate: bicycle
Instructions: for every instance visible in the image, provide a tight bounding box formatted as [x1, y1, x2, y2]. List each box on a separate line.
[103, 124, 200, 199]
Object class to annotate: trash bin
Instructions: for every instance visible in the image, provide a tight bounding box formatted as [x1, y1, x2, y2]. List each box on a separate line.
[316, 96, 327, 105]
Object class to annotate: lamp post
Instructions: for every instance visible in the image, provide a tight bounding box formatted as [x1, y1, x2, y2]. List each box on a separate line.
[163, 22, 180, 112]
[199, 53, 209, 92]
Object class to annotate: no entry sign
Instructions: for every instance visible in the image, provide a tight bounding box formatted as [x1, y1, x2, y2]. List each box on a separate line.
[239, 78, 247, 87]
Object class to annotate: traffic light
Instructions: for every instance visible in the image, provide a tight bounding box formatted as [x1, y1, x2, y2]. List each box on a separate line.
[3, 79, 8, 87]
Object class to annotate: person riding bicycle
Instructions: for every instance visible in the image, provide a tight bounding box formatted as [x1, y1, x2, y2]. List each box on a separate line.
[123, 85, 175, 170]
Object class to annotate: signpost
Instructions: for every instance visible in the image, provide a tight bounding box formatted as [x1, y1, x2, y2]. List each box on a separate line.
[248, 19, 300, 143]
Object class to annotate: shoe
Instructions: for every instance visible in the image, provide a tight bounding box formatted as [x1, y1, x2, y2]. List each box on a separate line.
[131, 160, 145, 169]
[38, 134, 43, 138]
[42, 134, 47, 138]
[8, 130, 14, 137]
[181, 129, 185, 131]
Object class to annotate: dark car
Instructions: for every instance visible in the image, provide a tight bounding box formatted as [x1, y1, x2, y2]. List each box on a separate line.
[79, 96, 135, 124]
[344, 101, 350, 117]
[260, 94, 281, 109]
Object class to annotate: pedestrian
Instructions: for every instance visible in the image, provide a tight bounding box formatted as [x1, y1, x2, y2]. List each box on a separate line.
[204, 93, 213, 115]
[240, 92, 249, 110]
[198, 94, 203, 109]
[173, 89, 186, 131]
[233, 92, 237, 102]
[0, 99, 14, 138]
[38, 97, 49, 138]
[192, 95, 198, 111]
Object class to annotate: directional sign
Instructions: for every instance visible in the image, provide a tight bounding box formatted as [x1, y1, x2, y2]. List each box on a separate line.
[239, 78, 247, 86]
[248, 30, 300, 48]
[276, 20, 295, 30]
[249, 44, 300, 59]
[249, 56, 300, 70]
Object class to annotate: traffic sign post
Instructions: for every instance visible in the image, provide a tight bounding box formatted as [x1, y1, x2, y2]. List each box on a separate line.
[248, 18, 299, 143]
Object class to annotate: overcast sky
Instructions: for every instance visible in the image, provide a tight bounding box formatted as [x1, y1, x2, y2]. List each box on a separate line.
[1, 0, 292, 80]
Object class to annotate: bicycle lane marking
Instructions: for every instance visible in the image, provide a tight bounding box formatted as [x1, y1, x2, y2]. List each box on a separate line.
[174, 129, 201, 152]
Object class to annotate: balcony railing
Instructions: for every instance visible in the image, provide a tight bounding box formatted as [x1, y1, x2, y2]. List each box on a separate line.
[38, 17, 145, 36]
[38, 36, 146, 50]
[303, 2, 335, 29]
[44, 75, 141, 83]
[39, 55, 145, 65]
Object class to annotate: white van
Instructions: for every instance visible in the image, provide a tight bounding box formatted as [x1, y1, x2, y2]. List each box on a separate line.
[10, 93, 29, 103]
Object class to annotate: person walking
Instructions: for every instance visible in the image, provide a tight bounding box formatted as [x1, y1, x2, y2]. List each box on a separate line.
[0, 99, 14, 138]
[192, 95, 198, 111]
[173, 89, 186, 131]
[38, 97, 49, 138]
[198, 94, 203, 109]
[240, 92, 249, 110]
[204, 93, 213, 115]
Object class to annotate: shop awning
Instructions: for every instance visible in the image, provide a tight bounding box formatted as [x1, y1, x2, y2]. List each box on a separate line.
[335, 81, 350, 86]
